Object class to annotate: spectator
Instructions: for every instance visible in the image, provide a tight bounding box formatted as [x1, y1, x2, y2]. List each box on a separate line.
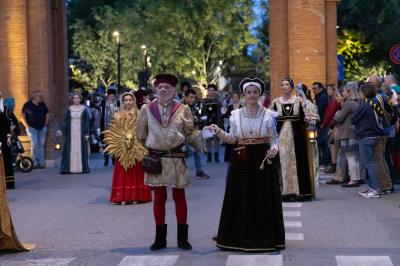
[384, 74, 400, 94]
[312, 82, 330, 168]
[367, 75, 394, 193]
[100, 89, 120, 166]
[0, 91, 20, 189]
[21, 90, 49, 169]
[222, 91, 242, 162]
[327, 82, 360, 187]
[321, 84, 341, 174]
[183, 88, 209, 179]
[201, 84, 223, 163]
[351, 84, 381, 198]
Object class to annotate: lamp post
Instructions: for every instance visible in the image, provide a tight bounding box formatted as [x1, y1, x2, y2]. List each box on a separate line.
[307, 122, 318, 198]
[113, 31, 121, 91]
[141, 45, 149, 89]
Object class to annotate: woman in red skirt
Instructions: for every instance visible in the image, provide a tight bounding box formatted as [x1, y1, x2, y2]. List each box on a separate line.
[104, 92, 152, 204]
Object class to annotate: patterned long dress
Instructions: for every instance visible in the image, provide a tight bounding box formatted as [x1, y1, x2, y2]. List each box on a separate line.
[270, 96, 318, 200]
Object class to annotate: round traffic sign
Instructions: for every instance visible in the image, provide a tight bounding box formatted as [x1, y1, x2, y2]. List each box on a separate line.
[390, 44, 400, 64]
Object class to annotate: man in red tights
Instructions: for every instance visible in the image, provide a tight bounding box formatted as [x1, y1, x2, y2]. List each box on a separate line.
[137, 74, 205, 251]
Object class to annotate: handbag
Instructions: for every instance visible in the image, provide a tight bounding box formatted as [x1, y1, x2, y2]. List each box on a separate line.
[142, 154, 162, 175]
[232, 146, 246, 163]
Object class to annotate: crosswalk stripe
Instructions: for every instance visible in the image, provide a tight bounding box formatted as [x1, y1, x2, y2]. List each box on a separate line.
[335, 256, 393, 266]
[226, 255, 283, 266]
[285, 233, 304, 240]
[284, 221, 302, 228]
[282, 202, 302, 208]
[5, 258, 76, 266]
[283, 210, 301, 217]
[118, 255, 179, 266]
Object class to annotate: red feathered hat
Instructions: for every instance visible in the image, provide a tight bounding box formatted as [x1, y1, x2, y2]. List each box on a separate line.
[154, 74, 179, 87]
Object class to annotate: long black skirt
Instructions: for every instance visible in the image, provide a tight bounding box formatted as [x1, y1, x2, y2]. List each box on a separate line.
[216, 143, 285, 252]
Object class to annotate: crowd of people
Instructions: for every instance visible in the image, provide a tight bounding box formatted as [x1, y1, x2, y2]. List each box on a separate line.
[1, 72, 400, 253]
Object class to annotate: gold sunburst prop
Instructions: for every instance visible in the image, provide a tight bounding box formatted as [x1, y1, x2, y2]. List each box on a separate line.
[103, 111, 148, 170]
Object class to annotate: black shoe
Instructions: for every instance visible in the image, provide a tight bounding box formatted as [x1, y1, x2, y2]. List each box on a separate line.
[326, 179, 342, 185]
[214, 152, 220, 163]
[212, 235, 217, 242]
[196, 171, 210, 179]
[177, 224, 192, 250]
[323, 164, 336, 174]
[206, 152, 212, 163]
[150, 224, 167, 250]
[341, 182, 360, 188]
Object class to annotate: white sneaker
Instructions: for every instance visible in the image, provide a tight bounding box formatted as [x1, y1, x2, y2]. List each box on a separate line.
[359, 189, 380, 198]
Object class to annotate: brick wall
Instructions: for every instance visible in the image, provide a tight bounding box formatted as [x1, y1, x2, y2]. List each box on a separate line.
[270, 0, 339, 98]
[0, 0, 68, 164]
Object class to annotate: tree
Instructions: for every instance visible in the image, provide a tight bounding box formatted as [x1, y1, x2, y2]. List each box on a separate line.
[338, 0, 400, 78]
[69, 0, 256, 89]
[70, 6, 145, 90]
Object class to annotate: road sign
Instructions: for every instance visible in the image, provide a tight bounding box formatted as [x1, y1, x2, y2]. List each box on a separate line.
[390, 44, 400, 64]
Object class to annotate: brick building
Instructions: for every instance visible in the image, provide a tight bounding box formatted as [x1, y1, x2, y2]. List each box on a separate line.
[269, 0, 340, 98]
[0, 0, 69, 165]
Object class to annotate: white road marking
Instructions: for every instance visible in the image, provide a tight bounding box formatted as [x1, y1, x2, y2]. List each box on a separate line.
[5, 258, 76, 266]
[283, 210, 301, 217]
[118, 255, 179, 266]
[284, 221, 302, 228]
[226, 255, 283, 266]
[282, 202, 302, 208]
[285, 233, 304, 240]
[336, 256, 394, 266]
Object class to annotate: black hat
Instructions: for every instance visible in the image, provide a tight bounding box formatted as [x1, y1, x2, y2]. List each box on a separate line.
[207, 83, 218, 90]
[239, 77, 265, 95]
[107, 88, 117, 95]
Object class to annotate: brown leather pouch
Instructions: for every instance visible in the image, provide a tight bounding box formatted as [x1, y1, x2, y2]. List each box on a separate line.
[142, 154, 162, 175]
[232, 146, 246, 163]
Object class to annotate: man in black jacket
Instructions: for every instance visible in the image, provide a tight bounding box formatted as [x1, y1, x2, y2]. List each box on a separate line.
[312, 82, 330, 168]
[100, 89, 120, 166]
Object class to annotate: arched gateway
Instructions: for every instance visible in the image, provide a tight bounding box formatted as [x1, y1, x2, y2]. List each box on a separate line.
[0, 0, 339, 164]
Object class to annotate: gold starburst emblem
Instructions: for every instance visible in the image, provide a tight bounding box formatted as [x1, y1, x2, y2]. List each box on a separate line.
[103, 111, 148, 170]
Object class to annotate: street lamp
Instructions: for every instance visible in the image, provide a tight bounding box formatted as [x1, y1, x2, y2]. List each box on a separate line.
[113, 31, 121, 91]
[306, 122, 318, 198]
[141, 45, 149, 89]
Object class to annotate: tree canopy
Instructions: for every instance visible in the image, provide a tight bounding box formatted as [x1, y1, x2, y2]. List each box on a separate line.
[338, 0, 400, 79]
[69, 0, 256, 90]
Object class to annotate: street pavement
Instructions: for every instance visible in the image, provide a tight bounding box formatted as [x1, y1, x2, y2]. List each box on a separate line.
[1, 152, 400, 266]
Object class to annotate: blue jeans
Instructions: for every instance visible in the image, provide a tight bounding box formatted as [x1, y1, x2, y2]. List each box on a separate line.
[357, 137, 379, 190]
[27, 126, 47, 166]
[187, 146, 202, 173]
[318, 127, 331, 166]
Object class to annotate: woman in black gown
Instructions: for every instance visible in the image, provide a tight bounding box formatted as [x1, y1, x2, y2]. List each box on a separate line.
[270, 77, 319, 201]
[0, 92, 20, 189]
[209, 78, 285, 252]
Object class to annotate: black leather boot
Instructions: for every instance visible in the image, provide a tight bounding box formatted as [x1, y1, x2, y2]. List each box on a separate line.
[177, 224, 192, 250]
[214, 152, 220, 163]
[206, 152, 212, 163]
[150, 224, 167, 250]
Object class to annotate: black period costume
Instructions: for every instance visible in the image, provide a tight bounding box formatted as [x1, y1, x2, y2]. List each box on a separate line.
[215, 78, 285, 252]
[270, 96, 314, 200]
[0, 103, 20, 189]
